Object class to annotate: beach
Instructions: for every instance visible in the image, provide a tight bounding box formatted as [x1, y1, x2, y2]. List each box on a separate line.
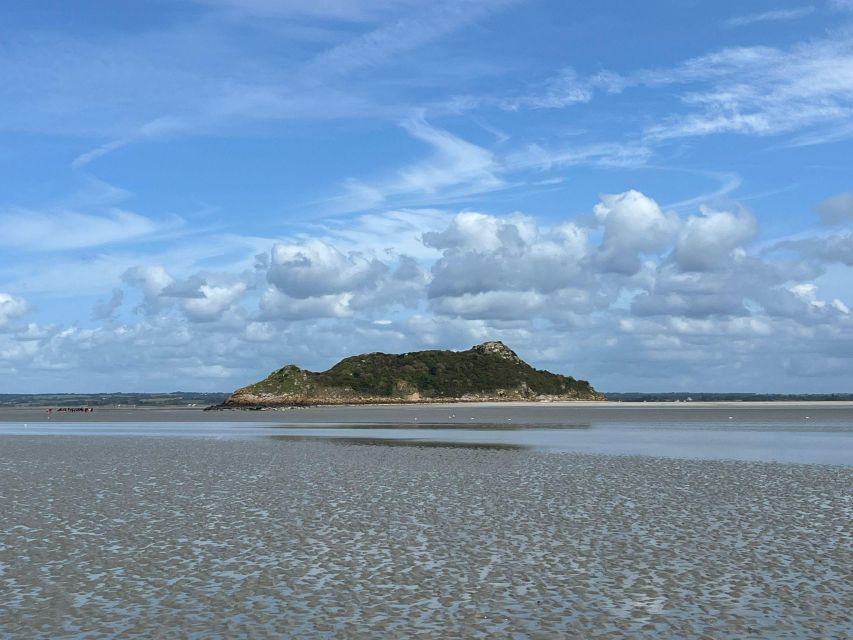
[1, 436, 850, 638]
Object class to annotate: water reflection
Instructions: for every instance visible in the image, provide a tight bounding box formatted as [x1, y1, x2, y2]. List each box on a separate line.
[268, 434, 528, 450]
[262, 425, 852, 465]
[0, 420, 850, 465]
[271, 422, 592, 431]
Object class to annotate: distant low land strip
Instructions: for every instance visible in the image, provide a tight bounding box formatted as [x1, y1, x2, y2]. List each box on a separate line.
[3, 401, 853, 426]
[3, 392, 852, 409]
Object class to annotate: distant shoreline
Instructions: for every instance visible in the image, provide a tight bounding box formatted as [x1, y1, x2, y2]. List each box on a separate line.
[4, 392, 853, 409]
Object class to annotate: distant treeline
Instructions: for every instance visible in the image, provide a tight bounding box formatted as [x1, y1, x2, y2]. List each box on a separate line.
[0, 392, 231, 407]
[605, 392, 853, 402]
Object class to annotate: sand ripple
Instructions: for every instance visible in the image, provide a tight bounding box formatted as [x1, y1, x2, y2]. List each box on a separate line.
[0, 437, 850, 638]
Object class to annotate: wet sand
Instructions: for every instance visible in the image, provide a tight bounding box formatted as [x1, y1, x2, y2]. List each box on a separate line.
[1, 437, 850, 638]
[3, 401, 853, 425]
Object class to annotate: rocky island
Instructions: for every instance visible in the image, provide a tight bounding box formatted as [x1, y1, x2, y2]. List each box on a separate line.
[222, 341, 605, 407]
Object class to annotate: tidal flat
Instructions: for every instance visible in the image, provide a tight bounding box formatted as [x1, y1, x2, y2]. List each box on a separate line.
[1, 437, 850, 638]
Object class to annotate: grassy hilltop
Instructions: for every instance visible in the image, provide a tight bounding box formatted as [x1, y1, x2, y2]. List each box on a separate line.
[223, 341, 604, 407]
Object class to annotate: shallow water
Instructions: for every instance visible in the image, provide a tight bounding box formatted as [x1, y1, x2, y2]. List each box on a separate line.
[1, 415, 851, 464]
[1, 437, 850, 639]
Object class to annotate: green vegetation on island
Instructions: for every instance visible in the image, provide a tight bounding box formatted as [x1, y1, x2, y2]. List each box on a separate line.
[223, 341, 604, 407]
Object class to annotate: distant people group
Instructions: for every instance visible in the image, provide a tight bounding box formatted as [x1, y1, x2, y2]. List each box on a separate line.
[48, 407, 94, 413]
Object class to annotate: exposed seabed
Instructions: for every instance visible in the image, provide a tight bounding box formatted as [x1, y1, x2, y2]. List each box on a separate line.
[1, 437, 850, 638]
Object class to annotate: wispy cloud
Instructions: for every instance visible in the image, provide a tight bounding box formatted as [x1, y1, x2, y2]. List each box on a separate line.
[641, 36, 853, 142]
[7, 0, 518, 167]
[500, 68, 594, 110]
[0, 209, 179, 252]
[492, 27, 853, 150]
[504, 141, 652, 172]
[324, 116, 505, 215]
[71, 117, 187, 168]
[723, 7, 815, 28]
[186, 0, 427, 22]
[304, 0, 516, 78]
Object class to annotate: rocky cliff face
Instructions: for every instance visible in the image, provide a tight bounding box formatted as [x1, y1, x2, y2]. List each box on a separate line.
[223, 341, 605, 407]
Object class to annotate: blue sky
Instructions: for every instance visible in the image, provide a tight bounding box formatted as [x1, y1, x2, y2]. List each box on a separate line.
[1, 0, 853, 393]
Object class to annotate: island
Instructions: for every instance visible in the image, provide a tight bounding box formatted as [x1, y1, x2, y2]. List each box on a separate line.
[222, 341, 605, 407]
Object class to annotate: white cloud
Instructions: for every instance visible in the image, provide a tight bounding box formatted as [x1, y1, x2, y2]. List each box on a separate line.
[431, 290, 547, 320]
[92, 288, 124, 320]
[816, 191, 853, 224]
[723, 7, 815, 28]
[259, 287, 355, 320]
[509, 32, 853, 148]
[183, 283, 248, 322]
[304, 0, 517, 77]
[327, 118, 505, 215]
[632, 316, 775, 338]
[176, 364, 234, 378]
[423, 211, 536, 252]
[425, 212, 589, 308]
[641, 37, 853, 143]
[187, 0, 428, 21]
[317, 208, 450, 260]
[3, 193, 853, 393]
[774, 232, 853, 266]
[675, 207, 758, 272]
[123, 265, 174, 298]
[398, 116, 503, 195]
[71, 116, 187, 168]
[504, 141, 652, 172]
[267, 238, 388, 298]
[594, 190, 679, 274]
[0, 293, 29, 329]
[502, 68, 594, 110]
[0, 209, 171, 251]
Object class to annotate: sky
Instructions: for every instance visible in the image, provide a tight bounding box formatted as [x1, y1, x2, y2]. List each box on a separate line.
[1, 0, 853, 393]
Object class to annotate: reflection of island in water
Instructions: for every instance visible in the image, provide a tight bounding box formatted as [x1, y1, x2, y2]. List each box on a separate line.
[270, 422, 593, 431]
[221, 341, 605, 407]
[268, 435, 529, 450]
[267, 422, 593, 452]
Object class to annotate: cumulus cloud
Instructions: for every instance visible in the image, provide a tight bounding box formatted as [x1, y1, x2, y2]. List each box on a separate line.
[431, 290, 547, 320]
[816, 191, 853, 224]
[267, 239, 388, 299]
[122, 265, 174, 297]
[774, 233, 853, 266]
[259, 287, 355, 320]
[161, 276, 209, 299]
[183, 283, 247, 322]
[0, 293, 29, 329]
[594, 190, 678, 274]
[4, 190, 853, 393]
[633, 251, 822, 324]
[121, 264, 252, 323]
[674, 207, 758, 272]
[424, 212, 590, 316]
[92, 288, 124, 320]
[424, 211, 536, 252]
